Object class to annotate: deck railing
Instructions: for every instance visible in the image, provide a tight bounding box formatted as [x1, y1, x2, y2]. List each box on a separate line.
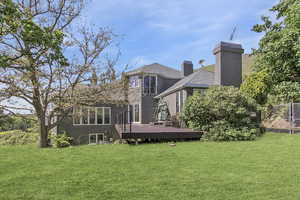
[116, 111, 132, 133]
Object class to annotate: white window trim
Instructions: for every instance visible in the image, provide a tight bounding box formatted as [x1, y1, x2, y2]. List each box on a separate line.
[176, 91, 183, 113]
[143, 74, 158, 95]
[89, 133, 105, 145]
[73, 107, 111, 126]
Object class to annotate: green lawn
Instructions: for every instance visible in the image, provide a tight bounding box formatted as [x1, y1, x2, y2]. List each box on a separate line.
[1, 133, 300, 200]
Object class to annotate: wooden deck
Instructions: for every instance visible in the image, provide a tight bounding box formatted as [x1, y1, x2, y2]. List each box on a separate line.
[115, 124, 202, 140]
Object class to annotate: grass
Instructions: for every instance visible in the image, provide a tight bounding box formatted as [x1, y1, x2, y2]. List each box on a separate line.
[1, 132, 300, 200]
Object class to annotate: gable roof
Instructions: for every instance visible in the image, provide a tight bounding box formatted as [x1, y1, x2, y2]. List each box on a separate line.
[126, 63, 182, 79]
[155, 69, 215, 98]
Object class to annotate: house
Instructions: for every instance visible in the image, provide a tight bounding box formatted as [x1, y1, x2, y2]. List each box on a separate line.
[155, 42, 244, 117]
[57, 41, 245, 145]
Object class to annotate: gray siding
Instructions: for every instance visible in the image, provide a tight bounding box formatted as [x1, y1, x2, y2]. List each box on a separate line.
[162, 88, 189, 117]
[57, 104, 127, 145]
[127, 74, 180, 124]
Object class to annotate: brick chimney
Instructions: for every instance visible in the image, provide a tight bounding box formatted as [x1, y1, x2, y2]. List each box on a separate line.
[181, 61, 193, 77]
[213, 42, 244, 87]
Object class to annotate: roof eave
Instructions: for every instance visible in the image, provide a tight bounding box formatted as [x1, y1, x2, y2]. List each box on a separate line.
[155, 84, 211, 99]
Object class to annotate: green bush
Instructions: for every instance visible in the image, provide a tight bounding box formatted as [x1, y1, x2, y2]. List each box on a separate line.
[0, 115, 36, 132]
[182, 86, 262, 141]
[0, 130, 39, 145]
[51, 133, 73, 148]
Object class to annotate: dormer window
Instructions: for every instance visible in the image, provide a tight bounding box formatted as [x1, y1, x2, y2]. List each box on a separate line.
[129, 76, 139, 88]
[143, 75, 157, 95]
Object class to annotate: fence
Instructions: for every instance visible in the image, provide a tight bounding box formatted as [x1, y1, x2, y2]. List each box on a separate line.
[264, 103, 300, 134]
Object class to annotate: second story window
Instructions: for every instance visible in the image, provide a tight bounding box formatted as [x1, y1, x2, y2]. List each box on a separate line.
[143, 75, 157, 95]
[129, 76, 139, 88]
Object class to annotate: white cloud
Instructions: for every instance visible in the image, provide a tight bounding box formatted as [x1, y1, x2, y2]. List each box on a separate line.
[82, 0, 277, 67]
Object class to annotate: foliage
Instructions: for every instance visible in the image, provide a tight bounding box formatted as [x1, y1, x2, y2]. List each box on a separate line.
[50, 133, 73, 148]
[0, 115, 35, 131]
[252, 0, 300, 92]
[0, 0, 123, 147]
[182, 86, 261, 141]
[268, 81, 300, 104]
[0, 129, 38, 145]
[202, 120, 259, 141]
[240, 70, 271, 105]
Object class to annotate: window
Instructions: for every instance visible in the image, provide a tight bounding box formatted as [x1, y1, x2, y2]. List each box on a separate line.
[176, 91, 184, 113]
[128, 104, 140, 123]
[143, 75, 157, 95]
[180, 90, 183, 112]
[73, 106, 81, 124]
[129, 76, 139, 88]
[97, 107, 103, 124]
[134, 104, 140, 122]
[144, 76, 150, 94]
[150, 76, 156, 94]
[89, 134, 97, 144]
[89, 107, 96, 124]
[176, 92, 179, 113]
[73, 107, 111, 125]
[82, 107, 88, 124]
[89, 133, 104, 145]
[104, 107, 111, 124]
[128, 105, 133, 123]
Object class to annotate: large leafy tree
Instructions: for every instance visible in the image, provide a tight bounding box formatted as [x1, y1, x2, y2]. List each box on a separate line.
[0, 0, 123, 147]
[242, 0, 300, 104]
[252, 0, 300, 82]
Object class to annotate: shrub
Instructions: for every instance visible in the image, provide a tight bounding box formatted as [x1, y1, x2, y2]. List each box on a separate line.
[51, 133, 73, 148]
[182, 86, 262, 141]
[0, 130, 39, 145]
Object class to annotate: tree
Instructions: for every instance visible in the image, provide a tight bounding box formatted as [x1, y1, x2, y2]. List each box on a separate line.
[0, 0, 124, 147]
[241, 0, 300, 106]
[240, 70, 271, 105]
[252, 0, 300, 84]
[182, 86, 261, 141]
[268, 81, 300, 104]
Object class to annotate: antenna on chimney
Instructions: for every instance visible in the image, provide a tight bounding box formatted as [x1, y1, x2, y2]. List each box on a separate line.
[229, 26, 237, 41]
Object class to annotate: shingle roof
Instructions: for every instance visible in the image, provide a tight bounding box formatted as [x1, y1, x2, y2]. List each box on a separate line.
[126, 63, 182, 79]
[155, 69, 215, 98]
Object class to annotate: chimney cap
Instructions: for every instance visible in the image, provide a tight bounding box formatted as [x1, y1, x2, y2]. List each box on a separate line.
[183, 60, 193, 65]
[213, 41, 244, 55]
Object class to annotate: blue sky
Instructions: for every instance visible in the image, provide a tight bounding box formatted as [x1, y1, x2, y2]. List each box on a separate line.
[82, 0, 277, 71]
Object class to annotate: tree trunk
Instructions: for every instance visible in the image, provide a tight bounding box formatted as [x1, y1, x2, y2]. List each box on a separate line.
[39, 120, 49, 148]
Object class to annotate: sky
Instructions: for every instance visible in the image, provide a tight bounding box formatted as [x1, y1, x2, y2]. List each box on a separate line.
[79, 0, 278, 71]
